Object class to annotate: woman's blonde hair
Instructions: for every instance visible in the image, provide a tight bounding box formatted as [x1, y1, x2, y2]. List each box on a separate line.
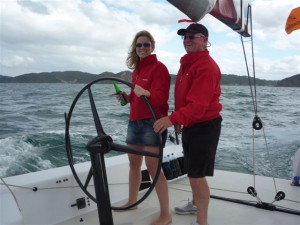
[126, 30, 155, 70]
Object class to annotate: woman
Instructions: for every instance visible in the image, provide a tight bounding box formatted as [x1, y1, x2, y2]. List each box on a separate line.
[118, 30, 172, 225]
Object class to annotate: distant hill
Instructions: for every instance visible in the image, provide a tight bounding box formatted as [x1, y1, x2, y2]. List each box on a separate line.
[220, 74, 277, 86]
[276, 74, 300, 87]
[0, 71, 299, 87]
[0, 71, 132, 84]
[0, 75, 12, 83]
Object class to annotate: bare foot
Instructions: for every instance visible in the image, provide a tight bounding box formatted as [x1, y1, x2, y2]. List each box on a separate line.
[151, 215, 172, 225]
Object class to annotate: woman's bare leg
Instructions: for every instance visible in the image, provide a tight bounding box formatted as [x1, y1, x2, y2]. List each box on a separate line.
[117, 144, 143, 209]
[145, 146, 172, 225]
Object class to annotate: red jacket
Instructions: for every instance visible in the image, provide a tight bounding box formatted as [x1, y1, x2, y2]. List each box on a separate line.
[129, 54, 170, 121]
[169, 50, 222, 127]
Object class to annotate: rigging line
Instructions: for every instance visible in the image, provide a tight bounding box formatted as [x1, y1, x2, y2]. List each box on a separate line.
[0, 182, 35, 190]
[242, 5, 278, 195]
[170, 185, 300, 215]
[2, 180, 297, 205]
[251, 126, 278, 194]
[252, 128, 256, 188]
[0, 177, 21, 212]
[284, 199, 300, 204]
[0, 180, 149, 191]
[0, 182, 82, 190]
[170, 182, 248, 195]
[262, 125, 278, 193]
[249, 5, 258, 115]
[240, 5, 258, 115]
[240, 35, 257, 114]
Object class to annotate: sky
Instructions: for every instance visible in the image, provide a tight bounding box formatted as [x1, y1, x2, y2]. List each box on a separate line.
[1, 0, 299, 80]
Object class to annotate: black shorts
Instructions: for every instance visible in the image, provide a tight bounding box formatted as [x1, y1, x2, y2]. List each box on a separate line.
[182, 116, 222, 178]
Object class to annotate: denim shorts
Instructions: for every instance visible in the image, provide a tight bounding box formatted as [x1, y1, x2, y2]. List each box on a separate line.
[126, 118, 167, 147]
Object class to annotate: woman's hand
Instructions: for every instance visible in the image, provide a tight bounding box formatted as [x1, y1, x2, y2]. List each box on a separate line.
[122, 91, 130, 102]
[134, 84, 150, 98]
[112, 91, 130, 102]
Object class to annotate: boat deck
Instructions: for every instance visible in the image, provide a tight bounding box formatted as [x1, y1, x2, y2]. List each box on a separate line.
[57, 170, 300, 225]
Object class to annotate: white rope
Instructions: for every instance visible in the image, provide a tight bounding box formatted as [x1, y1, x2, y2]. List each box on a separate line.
[0, 177, 21, 212]
[262, 125, 278, 193]
[1, 177, 299, 206]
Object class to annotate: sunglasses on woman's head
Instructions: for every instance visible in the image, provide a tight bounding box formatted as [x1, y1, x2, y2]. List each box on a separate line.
[136, 42, 151, 48]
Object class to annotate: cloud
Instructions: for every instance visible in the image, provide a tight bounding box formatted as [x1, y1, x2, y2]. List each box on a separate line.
[0, 0, 299, 80]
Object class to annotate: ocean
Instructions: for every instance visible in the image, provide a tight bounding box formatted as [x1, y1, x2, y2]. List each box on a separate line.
[0, 82, 299, 180]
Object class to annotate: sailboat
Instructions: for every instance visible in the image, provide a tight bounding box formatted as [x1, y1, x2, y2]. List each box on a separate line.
[1, 1, 299, 225]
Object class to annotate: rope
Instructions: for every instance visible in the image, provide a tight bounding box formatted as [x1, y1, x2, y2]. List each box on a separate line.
[170, 182, 248, 195]
[0, 180, 151, 191]
[0, 177, 21, 212]
[262, 125, 278, 193]
[168, 181, 299, 204]
[240, 5, 258, 115]
[252, 128, 256, 188]
[1, 177, 299, 214]
[240, 4, 279, 197]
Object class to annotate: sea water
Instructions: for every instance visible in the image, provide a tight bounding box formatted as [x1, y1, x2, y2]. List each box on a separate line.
[0, 82, 299, 179]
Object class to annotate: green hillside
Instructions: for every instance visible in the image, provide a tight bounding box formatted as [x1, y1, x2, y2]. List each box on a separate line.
[0, 71, 299, 87]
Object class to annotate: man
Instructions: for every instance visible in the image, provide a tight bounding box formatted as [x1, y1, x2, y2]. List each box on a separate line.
[153, 23, 222, 225]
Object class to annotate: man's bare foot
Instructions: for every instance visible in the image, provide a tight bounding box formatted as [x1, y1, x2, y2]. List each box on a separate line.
[151, 215, 172, 225]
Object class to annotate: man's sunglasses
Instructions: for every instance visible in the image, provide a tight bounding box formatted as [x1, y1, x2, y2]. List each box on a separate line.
[136, 42, 151, 48]
[182, 34, 205, 40]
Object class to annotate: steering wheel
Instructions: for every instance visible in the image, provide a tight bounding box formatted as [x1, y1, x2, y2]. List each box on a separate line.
[64, 77, 163, 212]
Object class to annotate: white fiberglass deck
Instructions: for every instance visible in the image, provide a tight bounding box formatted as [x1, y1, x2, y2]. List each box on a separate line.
[57, 170, 300, 225]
